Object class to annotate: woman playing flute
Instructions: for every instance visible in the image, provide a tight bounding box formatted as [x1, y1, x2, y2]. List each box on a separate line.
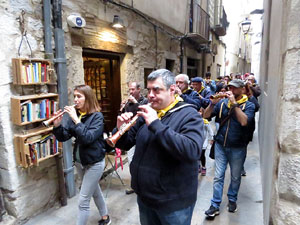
[52, 85, 111, 225]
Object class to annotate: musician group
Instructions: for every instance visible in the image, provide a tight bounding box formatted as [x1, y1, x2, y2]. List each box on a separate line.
[51, 69, 260, 225]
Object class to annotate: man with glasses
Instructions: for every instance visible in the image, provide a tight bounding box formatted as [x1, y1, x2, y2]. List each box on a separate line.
[114, 69, 204, 225]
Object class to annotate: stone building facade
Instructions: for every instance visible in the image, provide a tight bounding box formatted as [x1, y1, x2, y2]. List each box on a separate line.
[259, 0, 300, 224]
[0, 0, 227, 223]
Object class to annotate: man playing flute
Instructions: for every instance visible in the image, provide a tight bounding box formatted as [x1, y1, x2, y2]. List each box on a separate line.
[114, 69, 204, 225]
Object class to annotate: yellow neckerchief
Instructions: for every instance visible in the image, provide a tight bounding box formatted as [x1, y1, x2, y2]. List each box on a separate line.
[227, 94, 248, 108]
[156, 95, 183, 119]
[182, 87, 191, 94]
[78, 111, 87, 121]
[203, 118, 209, 124]
[197, 85, 205, 94]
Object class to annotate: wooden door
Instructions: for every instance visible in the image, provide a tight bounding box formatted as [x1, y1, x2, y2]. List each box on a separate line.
[83, 50, 121, 133]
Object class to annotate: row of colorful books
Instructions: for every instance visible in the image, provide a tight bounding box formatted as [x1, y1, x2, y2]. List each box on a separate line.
[21, 62, 49, 84]
[21, 99, 58, 123]
[28, 134, 59, 163]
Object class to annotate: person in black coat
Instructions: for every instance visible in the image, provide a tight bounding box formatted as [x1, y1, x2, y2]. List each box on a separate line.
[52, 85, 111, 225]
[115, 69, 204, 225]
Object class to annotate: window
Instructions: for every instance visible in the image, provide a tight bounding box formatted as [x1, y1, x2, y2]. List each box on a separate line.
[144, 68, 154, 88]
[187, 58, 198, 78]
[166, 59, 175, 72]
[217, 64, 221, 77]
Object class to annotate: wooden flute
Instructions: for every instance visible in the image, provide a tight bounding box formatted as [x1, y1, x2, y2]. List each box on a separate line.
[42, 104, 76, 127]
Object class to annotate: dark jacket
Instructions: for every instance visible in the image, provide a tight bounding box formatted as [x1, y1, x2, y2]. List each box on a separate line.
[212, 98, 255, 147]
[180, 89, 202, 110]
[53, 112, 106, 166]
[116, 102, 204, 213]
[198, 88, 212, 108]
[121, 95, 148, 116]
[250, 84, 261, 99]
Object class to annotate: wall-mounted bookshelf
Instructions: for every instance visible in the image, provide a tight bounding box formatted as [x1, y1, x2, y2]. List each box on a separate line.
[14, 127, 62, 168]
[11, 58, 61, 168]
[12, 58, 52, 85]
[11, 93, 59, 126]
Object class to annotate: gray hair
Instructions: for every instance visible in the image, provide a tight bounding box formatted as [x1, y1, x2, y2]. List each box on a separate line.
[147, 69, 175, 89]
[176, 74, 190, 84]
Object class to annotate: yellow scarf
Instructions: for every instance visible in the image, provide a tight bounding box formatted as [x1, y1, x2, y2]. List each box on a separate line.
[156, 95, 183, 119]
[78, 111, 87, 121]
[182, 87, 191, 94]
[197, 85, 205, 94]
[227, 94, 248, 108]
[203, 118, 209, 124]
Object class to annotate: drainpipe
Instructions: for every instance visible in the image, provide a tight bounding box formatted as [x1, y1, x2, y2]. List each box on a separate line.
[43, 0, 53, 60]
[180, 38, 184, 73]
[43, 0, 70, 206]
[52, 0, 76, 198]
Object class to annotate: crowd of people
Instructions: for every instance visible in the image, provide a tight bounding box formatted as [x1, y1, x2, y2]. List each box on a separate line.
[51, 69, 260, 225]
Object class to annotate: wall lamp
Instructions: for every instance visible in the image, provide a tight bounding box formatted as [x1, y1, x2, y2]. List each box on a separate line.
[112, 15, 124, 28]
[241, 18, 251, 34]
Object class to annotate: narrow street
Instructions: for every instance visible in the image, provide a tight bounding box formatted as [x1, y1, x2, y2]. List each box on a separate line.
[25, 122, 263, 225]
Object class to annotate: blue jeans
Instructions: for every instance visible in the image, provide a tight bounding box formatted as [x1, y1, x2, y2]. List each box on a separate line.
[211, 142, 246, 208]
[137, 197, 195, 225]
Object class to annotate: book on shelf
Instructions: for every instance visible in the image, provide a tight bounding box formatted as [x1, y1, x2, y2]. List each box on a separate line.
[26, 135, 42, 144]
[19, 99, 58, 123]
[27, 135, 59, 161]
[21, 62, 49, 84]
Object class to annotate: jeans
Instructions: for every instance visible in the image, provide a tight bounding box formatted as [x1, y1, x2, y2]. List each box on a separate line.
[76, 160, 107, 225]
[137, 197, 195, 225]
[211, 142, 246, 208]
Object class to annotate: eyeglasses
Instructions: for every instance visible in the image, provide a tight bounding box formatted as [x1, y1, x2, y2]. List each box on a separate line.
[147, 86, 166, 94]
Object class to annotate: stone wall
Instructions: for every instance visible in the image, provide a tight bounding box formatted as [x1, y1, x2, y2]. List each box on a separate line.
[0, 1, 60, 223]
[259, 0, 300, 224]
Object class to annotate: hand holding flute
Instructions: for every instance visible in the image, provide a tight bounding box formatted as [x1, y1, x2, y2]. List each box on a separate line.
[43, 104, 77, 127]
[107, 103, 154, 147]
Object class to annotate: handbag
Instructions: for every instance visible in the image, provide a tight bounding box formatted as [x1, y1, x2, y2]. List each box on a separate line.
[209, 139, 216, 159]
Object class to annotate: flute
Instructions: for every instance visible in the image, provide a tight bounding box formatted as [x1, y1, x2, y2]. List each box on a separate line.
[210, 93, 227, 99]
[106, 103, 151, 147]
[42, 104, 76, 127]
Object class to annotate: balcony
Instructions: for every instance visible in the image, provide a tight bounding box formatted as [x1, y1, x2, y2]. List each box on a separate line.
[213, 6, 229, 36]
[187, 3, 210, 44]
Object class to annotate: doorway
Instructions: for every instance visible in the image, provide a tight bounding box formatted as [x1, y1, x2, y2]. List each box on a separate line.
[83, 49, 121, 133]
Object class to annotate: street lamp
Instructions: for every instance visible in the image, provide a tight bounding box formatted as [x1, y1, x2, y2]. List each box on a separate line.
[241, 18, 251, 34]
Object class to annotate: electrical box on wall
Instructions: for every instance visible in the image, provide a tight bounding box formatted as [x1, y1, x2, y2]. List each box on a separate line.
[67, 14, 86, 28]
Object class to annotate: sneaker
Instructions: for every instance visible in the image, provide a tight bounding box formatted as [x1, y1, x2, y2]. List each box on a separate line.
[201, 167, 206, 176]
[205, 205, 220, 218]
[98, 215, 111, 225]
[227, 201, 238, 213]
[125, 188, 135, 195]
[241, 170, 247, 176]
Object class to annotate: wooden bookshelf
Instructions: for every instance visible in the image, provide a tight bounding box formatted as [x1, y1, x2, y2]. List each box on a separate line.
[14, 127, 62, 168]
[12, 58, 52, 85]
[11, 93, 59, 126]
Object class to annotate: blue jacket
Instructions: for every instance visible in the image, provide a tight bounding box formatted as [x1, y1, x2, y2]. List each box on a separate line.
[116, 102, 204, 213]
[198, 88, 212, 108]
[53, 112, 106, 165]
[212, 98, 255, 147]
[180, 89, 202, 110]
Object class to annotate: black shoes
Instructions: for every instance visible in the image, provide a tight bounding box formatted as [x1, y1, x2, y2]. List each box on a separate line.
[227, 201, 238, 213]
[205, 205, 220, 218]
[98, 215, 111, 225]
[241, 170, 247, 176]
